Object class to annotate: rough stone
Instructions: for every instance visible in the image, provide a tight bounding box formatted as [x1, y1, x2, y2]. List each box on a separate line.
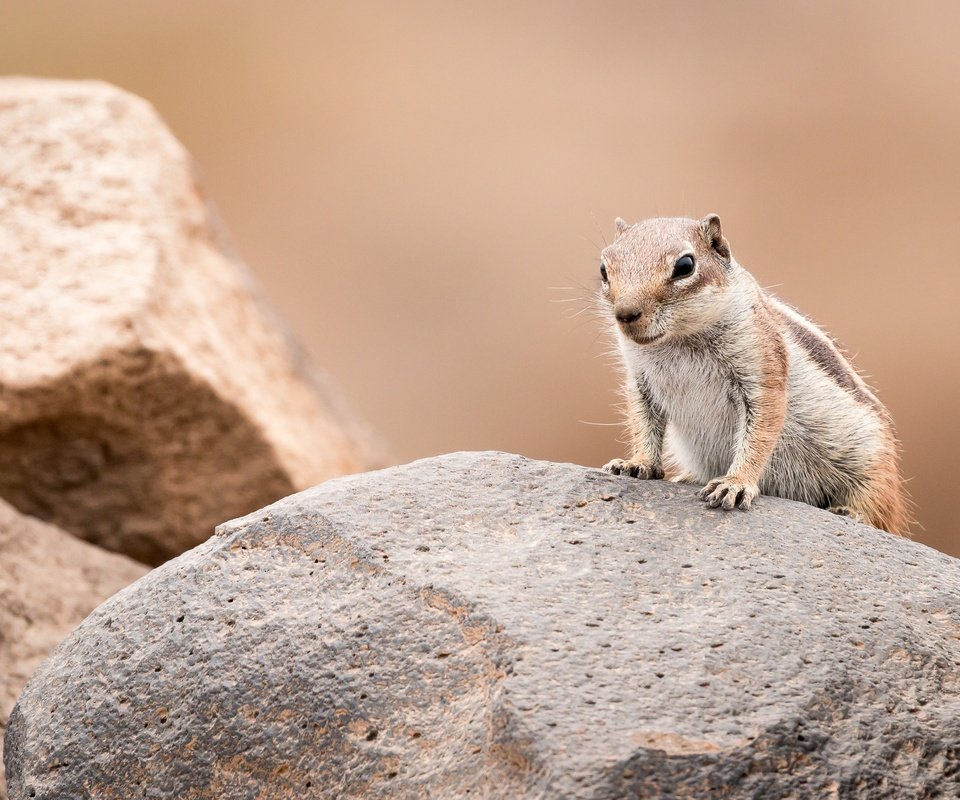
[0, 498, 147, 800]
[0, 78, 384, 565]
[5, 452, 960, 798]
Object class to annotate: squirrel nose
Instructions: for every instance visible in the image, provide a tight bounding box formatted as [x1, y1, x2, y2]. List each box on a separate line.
[615, 307, 643, 325]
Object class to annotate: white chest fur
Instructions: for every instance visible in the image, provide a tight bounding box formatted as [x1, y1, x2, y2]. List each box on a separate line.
[620, 332, 747, 481]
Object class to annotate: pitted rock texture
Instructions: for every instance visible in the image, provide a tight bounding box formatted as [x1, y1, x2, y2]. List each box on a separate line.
[0, 78, 384, 565]
[5, 452, 960, 799]
[0, 499, 147, 800]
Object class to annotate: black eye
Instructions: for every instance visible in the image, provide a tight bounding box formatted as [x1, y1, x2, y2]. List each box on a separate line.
[671, 254, 695, 279]
[600, 262, 608, 283]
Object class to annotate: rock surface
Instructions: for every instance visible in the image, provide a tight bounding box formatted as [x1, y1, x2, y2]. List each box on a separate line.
[6, 452, 960, 799]
[0, 78, 384, 565]
[0, 499, 148, 800]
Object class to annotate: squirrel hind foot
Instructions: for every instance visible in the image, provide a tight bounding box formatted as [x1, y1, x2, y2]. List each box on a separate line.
[828, 505, 868, 524]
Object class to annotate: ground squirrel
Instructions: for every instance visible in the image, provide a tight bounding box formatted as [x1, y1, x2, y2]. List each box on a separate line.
[599, 214, 909, 534]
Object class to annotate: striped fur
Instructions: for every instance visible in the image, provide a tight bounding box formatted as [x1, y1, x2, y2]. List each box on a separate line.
[600, 215, 910, 534]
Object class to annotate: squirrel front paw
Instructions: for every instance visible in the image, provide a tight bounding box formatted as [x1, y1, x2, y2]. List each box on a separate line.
[697, 477, 759, 510]
[602, 459, 664, 480]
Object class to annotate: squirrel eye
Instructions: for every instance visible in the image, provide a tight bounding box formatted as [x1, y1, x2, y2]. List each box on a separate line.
[671, 254, 695, 279]
[600, 262, 608, 283]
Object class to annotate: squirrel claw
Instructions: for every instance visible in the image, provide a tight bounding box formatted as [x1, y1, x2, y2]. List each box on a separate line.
[698, 477, 759, 510]
[602, 459, 664, 480]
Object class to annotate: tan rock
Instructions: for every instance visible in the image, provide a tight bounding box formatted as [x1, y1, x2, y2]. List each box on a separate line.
[0, 78, 385, 564]
[0, 498, 148, 800]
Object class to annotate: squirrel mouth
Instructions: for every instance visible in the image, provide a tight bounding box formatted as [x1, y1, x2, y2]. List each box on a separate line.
[629, 332, 665, 345]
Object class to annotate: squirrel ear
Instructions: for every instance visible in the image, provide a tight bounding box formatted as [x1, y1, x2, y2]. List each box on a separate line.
[615, 217, 630, 237]
[700, 213, 731, 260]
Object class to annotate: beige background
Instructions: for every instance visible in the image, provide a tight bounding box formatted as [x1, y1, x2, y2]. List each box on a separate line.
[3, 1, 958, 554]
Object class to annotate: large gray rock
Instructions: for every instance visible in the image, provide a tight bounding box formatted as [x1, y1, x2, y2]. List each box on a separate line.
[0, 78, 385, 565]
[5, 452, 959, 798]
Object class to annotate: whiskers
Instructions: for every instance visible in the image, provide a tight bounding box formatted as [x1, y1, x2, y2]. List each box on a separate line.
[548, 280, 608, 328]
[588, 210, 608, 250]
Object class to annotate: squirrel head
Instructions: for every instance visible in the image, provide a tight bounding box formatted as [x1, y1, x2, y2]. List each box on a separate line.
[599, 214, 735, 345]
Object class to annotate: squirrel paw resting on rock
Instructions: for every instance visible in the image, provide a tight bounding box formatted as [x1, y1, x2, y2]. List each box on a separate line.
[599, 214, 909, 535]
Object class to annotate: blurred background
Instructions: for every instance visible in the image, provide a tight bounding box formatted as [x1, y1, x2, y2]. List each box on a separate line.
[3, 1, 957, 554]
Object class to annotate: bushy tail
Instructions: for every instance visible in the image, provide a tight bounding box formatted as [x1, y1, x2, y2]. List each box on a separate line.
[856, 456, 915, 536]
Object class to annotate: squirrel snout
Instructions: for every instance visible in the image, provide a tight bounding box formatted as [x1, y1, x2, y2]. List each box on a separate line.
[615, 306, 643, 325]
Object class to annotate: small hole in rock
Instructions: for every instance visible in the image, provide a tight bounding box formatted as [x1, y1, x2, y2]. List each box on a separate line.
[366, 728, 379, 741]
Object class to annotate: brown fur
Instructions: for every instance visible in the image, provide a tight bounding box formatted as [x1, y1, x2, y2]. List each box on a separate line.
[769, 303, 881, 411]
[764, 301, 910, 533]
[732, 309, 788, 485]
[850, 430, 912, 533]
